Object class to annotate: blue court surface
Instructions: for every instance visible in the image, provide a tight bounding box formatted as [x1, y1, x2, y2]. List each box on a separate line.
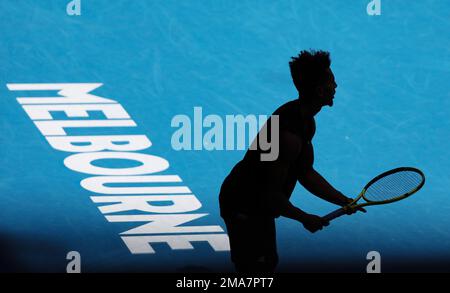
[0, 1, 449, 273]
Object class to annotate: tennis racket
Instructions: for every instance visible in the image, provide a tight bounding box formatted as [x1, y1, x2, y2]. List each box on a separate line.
[323, 167, 425, 222]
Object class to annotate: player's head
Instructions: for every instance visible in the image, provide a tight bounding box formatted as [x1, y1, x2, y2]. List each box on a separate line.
[289, 50, 337, 107]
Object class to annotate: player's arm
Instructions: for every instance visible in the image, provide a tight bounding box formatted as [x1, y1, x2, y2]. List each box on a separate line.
[262, 131, 328, 232]
[297, 143, 351, 207]
[300, 168, 351, 206]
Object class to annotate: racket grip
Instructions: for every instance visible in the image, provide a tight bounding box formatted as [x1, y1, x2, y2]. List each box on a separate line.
[323, 207, 347, 222]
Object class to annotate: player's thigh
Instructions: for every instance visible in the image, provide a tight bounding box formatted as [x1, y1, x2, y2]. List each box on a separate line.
[223, 214, 277, 261]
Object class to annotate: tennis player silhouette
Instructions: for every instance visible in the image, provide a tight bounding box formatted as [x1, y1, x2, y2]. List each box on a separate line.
[219, 50, 365, 273]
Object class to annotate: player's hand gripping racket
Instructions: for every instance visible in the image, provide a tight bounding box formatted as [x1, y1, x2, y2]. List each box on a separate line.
[323, 167, 425, 222]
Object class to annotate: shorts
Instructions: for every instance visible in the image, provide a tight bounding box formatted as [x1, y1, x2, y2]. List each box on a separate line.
[222, 213, 279, 273]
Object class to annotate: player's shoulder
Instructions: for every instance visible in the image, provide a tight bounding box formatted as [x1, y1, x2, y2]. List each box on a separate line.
[272, 99, 299, 116]
[272, 99, 305, 136]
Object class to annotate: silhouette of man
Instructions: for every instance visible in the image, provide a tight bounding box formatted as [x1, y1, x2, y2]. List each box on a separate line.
[219, 50, 364, 272]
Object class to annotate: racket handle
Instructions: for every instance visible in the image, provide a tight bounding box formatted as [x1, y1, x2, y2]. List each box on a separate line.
[323, 207, 347, 222]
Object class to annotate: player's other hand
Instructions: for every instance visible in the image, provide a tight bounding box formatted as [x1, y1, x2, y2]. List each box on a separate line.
[302, 214, 329, 233]
[342, 196, 366, 215]
[345, 205, 367, 215]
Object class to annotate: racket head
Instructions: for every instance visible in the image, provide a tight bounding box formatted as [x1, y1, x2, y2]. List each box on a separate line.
[361, 167, 425, 204]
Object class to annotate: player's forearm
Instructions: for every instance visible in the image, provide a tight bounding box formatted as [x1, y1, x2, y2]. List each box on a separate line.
[299, 168, 349, 206]
[280, 201, 310, 223]
[264, 190, 309, 222]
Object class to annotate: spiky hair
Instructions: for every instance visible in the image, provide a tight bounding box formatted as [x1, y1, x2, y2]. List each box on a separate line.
[289, 50, 331, 97]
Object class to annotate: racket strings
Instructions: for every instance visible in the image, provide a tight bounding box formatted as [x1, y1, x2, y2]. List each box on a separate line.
[364, 170, 423, 202]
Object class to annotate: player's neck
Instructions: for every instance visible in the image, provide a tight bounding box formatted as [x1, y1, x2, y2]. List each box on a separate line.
[298, 96, 321, 117]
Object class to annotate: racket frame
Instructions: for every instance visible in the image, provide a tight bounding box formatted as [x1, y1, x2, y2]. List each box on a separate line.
[324, 167, 425, 221]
